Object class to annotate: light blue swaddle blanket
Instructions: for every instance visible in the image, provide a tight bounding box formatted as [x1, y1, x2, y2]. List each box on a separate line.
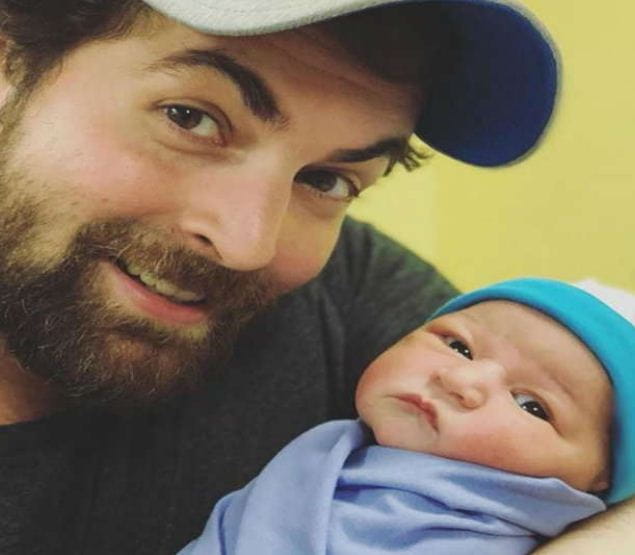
[179, 420, 604, 554]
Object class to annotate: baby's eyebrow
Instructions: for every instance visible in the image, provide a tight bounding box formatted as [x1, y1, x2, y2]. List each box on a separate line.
[454, 309, 578, 406]
[543, 366, 576, 405]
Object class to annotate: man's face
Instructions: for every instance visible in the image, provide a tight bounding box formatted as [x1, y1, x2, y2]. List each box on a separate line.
[356, 301, 612, 493]
[0, 14, 418, 406]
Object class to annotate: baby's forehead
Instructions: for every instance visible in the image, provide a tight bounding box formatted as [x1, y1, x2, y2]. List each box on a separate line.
[433, 299, 612, 396]
[436, 299, 557, 330]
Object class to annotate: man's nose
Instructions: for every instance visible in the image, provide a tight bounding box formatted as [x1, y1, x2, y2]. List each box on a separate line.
[177, 162, 294, 271]
[436, 359, 505, 409]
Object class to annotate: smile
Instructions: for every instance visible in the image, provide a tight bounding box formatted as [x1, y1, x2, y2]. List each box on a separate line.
[395, 394, 438, 430]
[105, 261, 209, 326]
[116, 259, 205, 305]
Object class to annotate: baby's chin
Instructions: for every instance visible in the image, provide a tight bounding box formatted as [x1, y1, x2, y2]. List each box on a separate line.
[367, 418, 437, 454]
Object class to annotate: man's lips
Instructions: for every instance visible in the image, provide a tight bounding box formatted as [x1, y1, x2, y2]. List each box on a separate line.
[104, 261, 209, 326]
[395, 394, 438, 430]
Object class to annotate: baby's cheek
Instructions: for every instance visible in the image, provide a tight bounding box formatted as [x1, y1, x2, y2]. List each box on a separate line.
[444, 422, 519, 466]
[446, 430, 502, 465]
[354, 359, 394, 411]
[449, 426, 547, 477]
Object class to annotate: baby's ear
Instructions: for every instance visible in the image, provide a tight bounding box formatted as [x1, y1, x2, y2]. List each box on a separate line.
[589, 468, 610, 493]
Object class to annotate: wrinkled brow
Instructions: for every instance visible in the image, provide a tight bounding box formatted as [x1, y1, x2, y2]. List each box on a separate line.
[147, 48, 411, 167]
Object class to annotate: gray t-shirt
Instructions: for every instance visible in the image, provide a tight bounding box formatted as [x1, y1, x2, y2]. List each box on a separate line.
[0, 218, 457, 554]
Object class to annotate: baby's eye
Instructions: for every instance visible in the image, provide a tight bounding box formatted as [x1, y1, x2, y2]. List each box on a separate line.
[513, 393, 550, 421]
[444, 337, 472, 360]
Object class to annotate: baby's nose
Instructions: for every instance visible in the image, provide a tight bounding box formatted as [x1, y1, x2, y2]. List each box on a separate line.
[437, 359, 505, 408]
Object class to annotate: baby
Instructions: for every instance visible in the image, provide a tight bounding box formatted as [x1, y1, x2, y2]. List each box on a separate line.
[180, 278, 635, 555]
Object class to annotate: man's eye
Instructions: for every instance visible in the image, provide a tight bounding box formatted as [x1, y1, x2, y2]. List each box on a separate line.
[164, 105, 221, 139]
[513, 393, 550, 421]
[295, 169, 359, 201]
[444, 337, 472, 360]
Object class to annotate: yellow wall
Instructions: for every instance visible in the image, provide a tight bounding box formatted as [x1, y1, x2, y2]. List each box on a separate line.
[349, 0, 635, 292]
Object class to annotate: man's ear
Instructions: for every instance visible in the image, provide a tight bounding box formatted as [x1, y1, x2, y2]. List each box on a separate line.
[0, 35, 16, 104]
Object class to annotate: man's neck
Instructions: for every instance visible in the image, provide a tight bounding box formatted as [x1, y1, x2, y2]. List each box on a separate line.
[0, 339, 61, 425]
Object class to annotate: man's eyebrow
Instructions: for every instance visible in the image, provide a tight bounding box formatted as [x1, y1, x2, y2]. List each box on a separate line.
[147, 48, 287, 125]
[328, 137, 411, 166]
[148, 49, 410, 166]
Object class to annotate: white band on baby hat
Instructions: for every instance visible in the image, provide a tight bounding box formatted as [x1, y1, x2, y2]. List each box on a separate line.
[575, 279, 635, 326]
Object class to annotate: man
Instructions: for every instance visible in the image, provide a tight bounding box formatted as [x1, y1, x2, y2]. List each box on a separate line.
[0, 1, 629, 553]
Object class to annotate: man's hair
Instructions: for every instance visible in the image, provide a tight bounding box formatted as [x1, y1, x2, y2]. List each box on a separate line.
[318, 5, 458, 171]
[0, 0, 150, 92]
[0, 0, 454, 170]
[319, 4, 456, 88]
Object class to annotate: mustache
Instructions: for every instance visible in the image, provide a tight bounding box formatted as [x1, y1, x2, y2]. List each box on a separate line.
[0, 216, 277, 407]
[72, 219, 275, 308]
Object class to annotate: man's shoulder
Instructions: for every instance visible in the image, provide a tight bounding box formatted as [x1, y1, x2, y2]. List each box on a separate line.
[320, 217, 456, 322]
[327, 217, 427, 271]
[319, 217, 454, 299]
[297, 216, 458, 373]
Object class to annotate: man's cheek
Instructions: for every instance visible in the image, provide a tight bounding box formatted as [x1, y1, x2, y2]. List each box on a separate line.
[267, 253, 325, 293]
[268, 218, 343, 291]
[56, 138, 181, 221]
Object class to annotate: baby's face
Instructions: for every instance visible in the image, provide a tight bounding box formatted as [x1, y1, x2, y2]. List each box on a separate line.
[355, 300, 612, 492]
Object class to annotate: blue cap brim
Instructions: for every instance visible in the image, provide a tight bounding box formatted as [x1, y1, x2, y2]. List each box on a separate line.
[414, 0, 560, 166]
[431, 278, 635, 504]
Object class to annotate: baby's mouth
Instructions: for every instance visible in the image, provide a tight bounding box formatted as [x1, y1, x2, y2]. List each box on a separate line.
[115, 259, 206, 305]
[396, 394, 438, 430]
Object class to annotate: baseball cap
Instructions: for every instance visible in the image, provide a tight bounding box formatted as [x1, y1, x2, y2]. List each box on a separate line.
[431, 277, 635, 505]
[141, 0, 560, 167]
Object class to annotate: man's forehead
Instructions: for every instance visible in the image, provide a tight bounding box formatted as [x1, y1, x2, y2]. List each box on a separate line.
[139, 12, 419, 97]
[131, 16, 418, 155]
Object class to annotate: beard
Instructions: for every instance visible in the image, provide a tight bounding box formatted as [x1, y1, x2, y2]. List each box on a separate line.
[0, 123, 276, 411]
